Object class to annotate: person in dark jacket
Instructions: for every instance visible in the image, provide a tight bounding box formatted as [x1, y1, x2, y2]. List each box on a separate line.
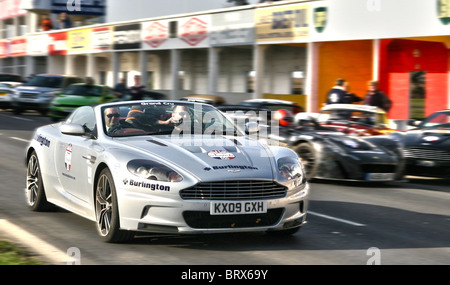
[129, 75, 146, 100]
[364, 81, 392, 112]
[326, 78, 347, 104]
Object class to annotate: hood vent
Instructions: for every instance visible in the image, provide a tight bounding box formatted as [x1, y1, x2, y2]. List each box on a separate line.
[147, 139, 167, 147]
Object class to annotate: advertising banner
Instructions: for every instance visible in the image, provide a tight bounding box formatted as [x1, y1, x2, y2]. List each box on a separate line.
[0, 40, 8, 58]
[142, 20, 170, 50]
[113, 24, 141, 50]
[178, 15, 210, 48]
[210, 9, 255, 47]
[67, 28, 91, 54]
[27, 34, 50, 56]
[255, 3, 310, 43]
[49, 32, 67, 55]
[10, 37, 27, 57]
[92, 26, 113, 52]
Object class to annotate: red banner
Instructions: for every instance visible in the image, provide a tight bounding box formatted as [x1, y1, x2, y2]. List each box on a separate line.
[48, 32, 68, 55]
[10, 37, 26, 57]
[0, 40, 8, 58]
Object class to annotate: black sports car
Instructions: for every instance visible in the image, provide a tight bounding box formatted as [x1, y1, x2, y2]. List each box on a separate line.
[221, 106, 405, 182]
[390, 110, 450, 178]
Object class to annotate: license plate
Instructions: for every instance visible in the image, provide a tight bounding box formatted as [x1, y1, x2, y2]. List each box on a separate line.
[366, 173, 394, 181]
[210, 201, 267, 216]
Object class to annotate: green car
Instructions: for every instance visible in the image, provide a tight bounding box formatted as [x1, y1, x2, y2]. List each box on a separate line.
[49, 83, 118, 121]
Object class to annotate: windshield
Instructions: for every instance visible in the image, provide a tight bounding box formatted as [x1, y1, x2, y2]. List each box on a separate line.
[102, 101, 243, 137]
[318, 109, 386, 127]
[0, 74, 23, 82]
[24, 76, 63, 88]
[64, 85, 102, 96]
[419, 112, 450, 129]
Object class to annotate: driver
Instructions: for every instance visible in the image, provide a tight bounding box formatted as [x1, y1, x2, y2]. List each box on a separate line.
[104, 107, 121, 133]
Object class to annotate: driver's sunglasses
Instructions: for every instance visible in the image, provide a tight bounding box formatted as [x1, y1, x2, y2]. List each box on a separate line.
[107, 113, 120, 118]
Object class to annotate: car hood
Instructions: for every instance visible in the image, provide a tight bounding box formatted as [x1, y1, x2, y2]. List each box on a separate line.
[53, 95, 100, 106]
[117, 135, 276, 181]
[401, 129, 450, 147]
[16, 86, 58, 93]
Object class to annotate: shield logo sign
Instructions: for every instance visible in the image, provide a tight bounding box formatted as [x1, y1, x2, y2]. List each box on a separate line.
[314, 7, 328, 33]
[437, 0, 450, 25]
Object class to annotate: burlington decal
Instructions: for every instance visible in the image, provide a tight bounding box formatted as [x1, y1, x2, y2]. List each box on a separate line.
[204, 165, 259, 171]
[35, 134, 51, 147]
[123, 178, 170, 191]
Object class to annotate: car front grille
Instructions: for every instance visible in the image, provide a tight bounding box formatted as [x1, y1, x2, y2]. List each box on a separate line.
[20, 92, 38, 99]
[180, 180, 287, 201]
[403, 147, 450, 161]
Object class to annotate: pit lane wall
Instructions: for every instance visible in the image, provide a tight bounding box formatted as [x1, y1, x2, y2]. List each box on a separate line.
[1, 0, 450, 120]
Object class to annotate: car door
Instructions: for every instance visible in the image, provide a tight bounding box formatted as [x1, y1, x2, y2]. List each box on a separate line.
[55, 106, 98, 203]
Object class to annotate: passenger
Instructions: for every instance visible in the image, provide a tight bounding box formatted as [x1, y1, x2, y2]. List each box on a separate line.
[160, 105, 190, 126]
[160, 105, 192, 132]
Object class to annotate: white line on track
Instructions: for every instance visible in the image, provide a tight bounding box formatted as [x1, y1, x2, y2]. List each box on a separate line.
[10, 136, 30, 143]
[308, 211, 366, 227]
[0, 219, 73, 264]
[0, 113, 33, 121]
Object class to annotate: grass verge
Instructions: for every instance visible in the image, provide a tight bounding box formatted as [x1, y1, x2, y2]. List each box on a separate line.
[0, 239, 43, 265]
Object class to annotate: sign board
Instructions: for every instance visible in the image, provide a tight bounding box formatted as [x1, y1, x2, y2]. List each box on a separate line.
[48, 32, 68, 55]
[210, 9, 255, 47]
[255, 3, 310, 43]
[67, 28, 91, 54]
[113, 24, 141, 50]
[91, 26, 112, 52]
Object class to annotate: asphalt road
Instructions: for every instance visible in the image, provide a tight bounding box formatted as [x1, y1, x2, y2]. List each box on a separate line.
[0, 109, 449, 266]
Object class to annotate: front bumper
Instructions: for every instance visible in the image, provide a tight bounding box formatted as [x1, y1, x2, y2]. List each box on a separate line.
[316, 150, 402, 181]
[11, 97, 53, 111]
[405, 159, 450, 178]
[117, 182, 309, 234]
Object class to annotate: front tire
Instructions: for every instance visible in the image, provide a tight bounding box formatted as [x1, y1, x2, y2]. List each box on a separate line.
[95, 168, 134, 243]
[26, 151, 53, 211]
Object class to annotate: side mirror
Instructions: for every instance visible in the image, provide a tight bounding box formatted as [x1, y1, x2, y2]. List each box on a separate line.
[245, 121, 260, 134]
[60, 123, 86, 136]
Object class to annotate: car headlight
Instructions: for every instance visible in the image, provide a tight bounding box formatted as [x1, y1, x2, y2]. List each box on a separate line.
[127, 159, 183, 182]
[277, 157, 305, 186]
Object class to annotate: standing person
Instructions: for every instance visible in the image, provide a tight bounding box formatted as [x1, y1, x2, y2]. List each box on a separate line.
[129, 75, 146, 100]
[364, 81, 392, 112]
[40, 15, 53, 31]
[113, 78, 128, 100]
[326, 78, 347, 104]
[57, 12, 72, 29]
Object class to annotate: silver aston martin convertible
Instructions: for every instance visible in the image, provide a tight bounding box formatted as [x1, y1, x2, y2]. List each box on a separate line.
[26, 100, 309, 242]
